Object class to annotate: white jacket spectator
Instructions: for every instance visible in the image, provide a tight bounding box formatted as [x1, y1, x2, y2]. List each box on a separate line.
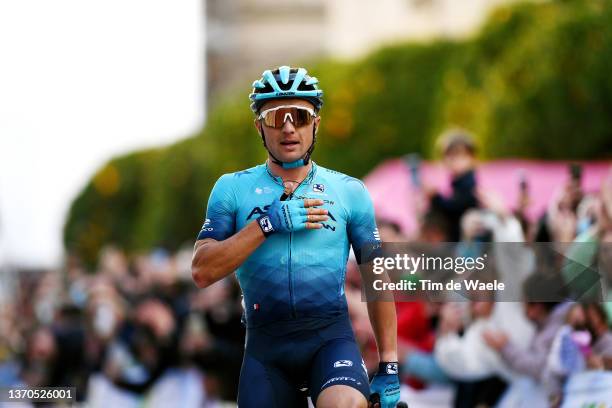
[435, 210, 535, 382]
[435, 315, 515, 381]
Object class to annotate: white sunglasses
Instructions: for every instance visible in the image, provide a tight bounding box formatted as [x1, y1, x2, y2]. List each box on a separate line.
[258, 105, 316, 129]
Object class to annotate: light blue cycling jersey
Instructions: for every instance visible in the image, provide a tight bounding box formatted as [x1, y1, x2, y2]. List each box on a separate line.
[197, 162, 380, 329]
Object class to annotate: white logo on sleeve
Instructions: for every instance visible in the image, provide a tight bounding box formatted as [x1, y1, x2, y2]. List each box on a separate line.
[333, 360, 353, 368]
[255, 187, 274, 195]
[385, 363, 398, 374]
[259, 216, 274, 233]
[200, 219, 213, 232]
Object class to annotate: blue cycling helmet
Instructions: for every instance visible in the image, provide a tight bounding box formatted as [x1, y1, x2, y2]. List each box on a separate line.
[250, 66, 324, 169]
[249, 66, 323, 113]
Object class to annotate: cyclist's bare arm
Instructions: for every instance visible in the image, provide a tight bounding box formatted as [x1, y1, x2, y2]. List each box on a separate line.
[192, 221, 265, 288]
[367, 300, 398, 362]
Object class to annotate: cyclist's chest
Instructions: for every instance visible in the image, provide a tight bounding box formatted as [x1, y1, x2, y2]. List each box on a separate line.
[235, 180, 347, 235]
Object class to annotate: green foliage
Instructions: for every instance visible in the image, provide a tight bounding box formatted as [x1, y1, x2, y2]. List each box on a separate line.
[435, 0, 612, 158]
[314, 43, 459, 174]
[63, 149, 163, 264]
[64, 0, 612, 265]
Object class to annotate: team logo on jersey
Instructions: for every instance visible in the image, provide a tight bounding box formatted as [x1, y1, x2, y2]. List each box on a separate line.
[255, 187, 274, 195]
[373, 227, 380, 241]
[313, 183, 325, 193]
[333, 360, 353, 368]
[294, 195, 335, 205]
[247, 206, 270, 220]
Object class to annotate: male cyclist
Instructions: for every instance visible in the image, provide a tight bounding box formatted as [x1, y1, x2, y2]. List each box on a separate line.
[192, 66, 399, 408]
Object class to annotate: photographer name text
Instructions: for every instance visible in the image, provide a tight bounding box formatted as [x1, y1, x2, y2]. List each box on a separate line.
[372, 279, 505, 292]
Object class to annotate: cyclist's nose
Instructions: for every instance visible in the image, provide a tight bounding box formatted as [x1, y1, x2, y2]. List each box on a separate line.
[281, 117, 296, 133]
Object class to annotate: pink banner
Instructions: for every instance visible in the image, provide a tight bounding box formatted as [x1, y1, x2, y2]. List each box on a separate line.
[364, 159, 612, 236]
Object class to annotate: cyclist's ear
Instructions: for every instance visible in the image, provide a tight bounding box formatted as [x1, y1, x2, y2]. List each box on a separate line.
[314, 116, 321, 134]
[254, 118, 262, 132]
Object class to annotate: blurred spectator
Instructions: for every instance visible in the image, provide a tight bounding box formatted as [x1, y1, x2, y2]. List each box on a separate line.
[425, 128, 479, 242]
[419, 210, 451, 243]
[562, 170, 612, 314]
[483, 273, 572, 384]
[189, 278, 244, 402]
[543, 303, 589, 403]
[534, 164, 587, 243]
[50, 304, 88, 399]
[377, 218, 406, 242]
[435, 301, 510, 408]
[557, 302, 612, 408]
[21, 326, 57, 387]
[396, 301, 436, 390]
[482, 273, 572, 407]
[584, 303, 612, 370]
[102, 298, 180, 394]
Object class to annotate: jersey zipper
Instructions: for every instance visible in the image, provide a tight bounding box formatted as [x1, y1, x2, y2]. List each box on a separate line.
[268, 163, 317, 319]
[287, 178, 308, 319]
[288, 227, 296, 318]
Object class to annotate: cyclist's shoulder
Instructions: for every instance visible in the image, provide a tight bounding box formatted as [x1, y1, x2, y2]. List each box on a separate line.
[216, 164, 266, 187]
[316, 164, 367, 193]
[316, 164, 363, 186]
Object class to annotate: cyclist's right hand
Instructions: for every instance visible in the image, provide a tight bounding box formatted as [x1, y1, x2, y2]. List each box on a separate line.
[257, 198, 328, 236]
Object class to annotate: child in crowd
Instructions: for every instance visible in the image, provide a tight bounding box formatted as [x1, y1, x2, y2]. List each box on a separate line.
[425, 129, 479, 242]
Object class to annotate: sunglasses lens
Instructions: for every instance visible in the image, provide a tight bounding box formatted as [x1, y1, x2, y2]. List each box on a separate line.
[261, 111, 278, 127]
[261, 107, 314, 128]
[293, 108, 313, 127]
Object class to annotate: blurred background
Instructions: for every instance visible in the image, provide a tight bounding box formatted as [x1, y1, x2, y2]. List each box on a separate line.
[1, 0, 611, 406]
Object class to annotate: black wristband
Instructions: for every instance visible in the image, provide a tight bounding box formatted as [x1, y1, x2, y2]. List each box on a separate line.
[378, 362, 399, 375]
[257, 215, 275, 237]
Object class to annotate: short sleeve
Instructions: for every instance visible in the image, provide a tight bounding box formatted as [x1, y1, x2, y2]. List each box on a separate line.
[197, 174, 237, 241]
[345, 178, 380, 264]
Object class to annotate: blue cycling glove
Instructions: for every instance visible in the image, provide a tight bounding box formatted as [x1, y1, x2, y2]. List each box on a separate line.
[370, 362, 400, 408]
[257, 198, 310, 236]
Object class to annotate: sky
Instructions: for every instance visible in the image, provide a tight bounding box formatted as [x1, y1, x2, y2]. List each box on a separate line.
[0, 0, 204, 268]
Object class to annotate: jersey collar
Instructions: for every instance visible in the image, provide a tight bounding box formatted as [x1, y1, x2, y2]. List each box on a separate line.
[264, 161, 318, 186]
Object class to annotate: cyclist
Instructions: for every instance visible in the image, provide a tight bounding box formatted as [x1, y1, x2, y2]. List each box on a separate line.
[192, 66, 400, 408]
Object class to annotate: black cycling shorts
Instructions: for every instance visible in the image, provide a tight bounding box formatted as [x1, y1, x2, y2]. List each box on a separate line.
[237, 316, 370, 407]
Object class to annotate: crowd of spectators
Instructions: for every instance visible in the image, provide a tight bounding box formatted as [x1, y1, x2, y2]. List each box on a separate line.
[363, 130, 612, 407]
[1, 130, 611, 407]
[0, 247, 244, 407]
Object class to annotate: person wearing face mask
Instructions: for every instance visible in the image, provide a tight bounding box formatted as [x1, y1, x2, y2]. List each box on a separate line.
[191, 67, 400, 408]
[584, 303, 612, 370]
[558, 303, 612, 408]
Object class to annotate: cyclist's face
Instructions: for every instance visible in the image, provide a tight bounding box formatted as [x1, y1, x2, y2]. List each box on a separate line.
[255, 98, 320, 163]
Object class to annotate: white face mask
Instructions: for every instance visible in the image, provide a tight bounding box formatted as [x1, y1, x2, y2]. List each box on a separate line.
[94, 304, 115, 337]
